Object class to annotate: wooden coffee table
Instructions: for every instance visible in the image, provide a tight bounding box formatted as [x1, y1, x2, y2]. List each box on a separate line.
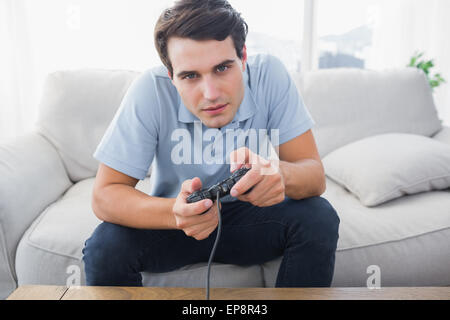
[7, 285, 450, 300]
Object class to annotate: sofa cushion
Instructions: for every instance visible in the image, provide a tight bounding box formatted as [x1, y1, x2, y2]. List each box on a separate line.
[322, 133, 450, 207]
[264, 177, 450, 287]
[294, 67, 442, 157]
[35, 69, 141, 182]
[263, 177, 450, 287]
[322, 178, 450, 250]
[14, 178, 264, 287]
[324, 177, 450, 286]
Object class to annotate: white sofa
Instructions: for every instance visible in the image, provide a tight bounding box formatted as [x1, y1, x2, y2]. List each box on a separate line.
[1, 65, 449, 299]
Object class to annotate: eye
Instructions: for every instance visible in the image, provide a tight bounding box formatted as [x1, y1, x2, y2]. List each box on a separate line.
[217, 65, 230, 73]
[182, 73, 197, 80]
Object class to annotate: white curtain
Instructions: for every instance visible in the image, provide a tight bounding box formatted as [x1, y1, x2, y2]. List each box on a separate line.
[0, 0, 36, 143]
[0, 0, 174, 142]
[367, 0, 450, 124]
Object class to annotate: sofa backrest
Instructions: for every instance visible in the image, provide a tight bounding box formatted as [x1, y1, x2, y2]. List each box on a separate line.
[36, 66, 443, 182]
[36, 69, 140, 182]
[293, 67, 442, 157]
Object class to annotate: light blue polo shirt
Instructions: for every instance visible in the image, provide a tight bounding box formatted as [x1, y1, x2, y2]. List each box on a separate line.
[94, 54, 314, 202]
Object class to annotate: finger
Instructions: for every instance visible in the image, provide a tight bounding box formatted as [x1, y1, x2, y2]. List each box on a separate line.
[186, 205, 217, 224]
[179, 178, 203, 203]
[195, 214, 219, 239]
[182, 198, 214, 216]
[229, 147, 253, 172]
[183, 209, 218, 238]
[175, 203, 216, 230]
[194, 223, 219, 240]
[236, 182, 270, 205]
[230, 167, 262, 197]
[239, 176, 285, 206]
[181, 177, 202, 195]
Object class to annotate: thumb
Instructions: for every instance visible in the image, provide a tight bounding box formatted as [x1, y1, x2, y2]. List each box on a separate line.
[181, 177, 203, 196]
[189, 177, 203, 194]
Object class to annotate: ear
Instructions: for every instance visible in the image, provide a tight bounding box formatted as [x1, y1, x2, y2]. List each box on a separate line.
[168, 70, 173, 81]
[241, 44, 247, 72]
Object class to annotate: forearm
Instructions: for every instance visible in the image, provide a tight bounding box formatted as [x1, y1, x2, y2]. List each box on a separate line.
[279, 159, 326, 200]
[92, 184, 177, 229]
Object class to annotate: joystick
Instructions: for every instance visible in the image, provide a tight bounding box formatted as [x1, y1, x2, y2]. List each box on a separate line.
[186, 167, 251, 203]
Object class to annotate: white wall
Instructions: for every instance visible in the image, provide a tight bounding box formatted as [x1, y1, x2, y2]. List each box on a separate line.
[368, 0, 450, 125]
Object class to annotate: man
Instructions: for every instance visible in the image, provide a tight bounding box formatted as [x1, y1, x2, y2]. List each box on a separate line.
[83, 0, 340, 287]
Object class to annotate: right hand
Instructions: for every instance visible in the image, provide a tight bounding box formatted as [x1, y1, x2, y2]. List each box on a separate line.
[172, 177, 220, 240]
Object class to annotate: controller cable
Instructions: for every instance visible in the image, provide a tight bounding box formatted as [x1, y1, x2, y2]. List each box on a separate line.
[206, 191, 222, 300]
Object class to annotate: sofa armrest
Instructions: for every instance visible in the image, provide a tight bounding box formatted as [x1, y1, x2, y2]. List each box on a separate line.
[432, 125, 450, 146]
[0, 132, 73, 298]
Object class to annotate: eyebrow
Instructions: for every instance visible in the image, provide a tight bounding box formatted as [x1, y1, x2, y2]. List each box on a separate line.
[176, 59, 235, 79]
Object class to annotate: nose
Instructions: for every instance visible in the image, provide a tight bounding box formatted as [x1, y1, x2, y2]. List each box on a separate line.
[202, 76, 220, 102]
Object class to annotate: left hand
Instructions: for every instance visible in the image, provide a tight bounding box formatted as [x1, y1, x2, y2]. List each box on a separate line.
[229, 147, 285, 207]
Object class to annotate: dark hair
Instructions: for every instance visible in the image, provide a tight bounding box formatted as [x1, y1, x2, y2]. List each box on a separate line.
[154, 0, 248, 77]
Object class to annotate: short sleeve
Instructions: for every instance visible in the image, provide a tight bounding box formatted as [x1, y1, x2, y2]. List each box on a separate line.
[93, 71, 160, 180]
[261, 55, 315, 146]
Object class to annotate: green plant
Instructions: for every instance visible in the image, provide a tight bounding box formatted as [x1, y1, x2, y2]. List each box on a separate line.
[408, 51, 445, 91]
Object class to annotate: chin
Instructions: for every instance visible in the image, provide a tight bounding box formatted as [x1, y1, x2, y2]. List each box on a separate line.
[197, 114, 227, 129]
[197, 105, 237, 128]
[202, 120, 223, 129]
[210, 117, 233, 129]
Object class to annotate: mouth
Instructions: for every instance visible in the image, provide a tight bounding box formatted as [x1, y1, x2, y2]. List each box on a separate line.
[203, 103, 228, 115]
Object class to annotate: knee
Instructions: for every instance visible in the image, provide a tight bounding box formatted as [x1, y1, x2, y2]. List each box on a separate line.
[292, 196, 340, 246]
[308, 196, 340, 226]
[82, 222, 136, 270]
[308, 196, 339, 243]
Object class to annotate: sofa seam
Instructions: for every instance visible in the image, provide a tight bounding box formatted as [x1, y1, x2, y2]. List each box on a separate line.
[337, 226, 450, 251]
[36, 128, 95, 180]
[34, 130, 74, 179]
[21, 239, 82, 261]
[22, 200, 83, 261]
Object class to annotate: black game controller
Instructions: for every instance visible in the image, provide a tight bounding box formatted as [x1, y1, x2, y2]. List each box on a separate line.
[186, 167, 251, 203]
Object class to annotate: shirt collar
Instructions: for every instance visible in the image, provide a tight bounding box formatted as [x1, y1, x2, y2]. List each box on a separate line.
[177, 65, 256, 125]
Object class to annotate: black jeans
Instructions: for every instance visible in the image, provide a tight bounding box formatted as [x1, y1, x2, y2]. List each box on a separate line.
[82, 196, 340, 287]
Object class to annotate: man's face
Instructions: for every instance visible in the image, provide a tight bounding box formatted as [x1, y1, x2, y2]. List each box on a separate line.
[168, 36, 247, 128]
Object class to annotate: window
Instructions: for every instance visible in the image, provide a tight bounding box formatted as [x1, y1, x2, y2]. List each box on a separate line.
[317, 0, 380, 69]
[229, 0, 304, 72]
